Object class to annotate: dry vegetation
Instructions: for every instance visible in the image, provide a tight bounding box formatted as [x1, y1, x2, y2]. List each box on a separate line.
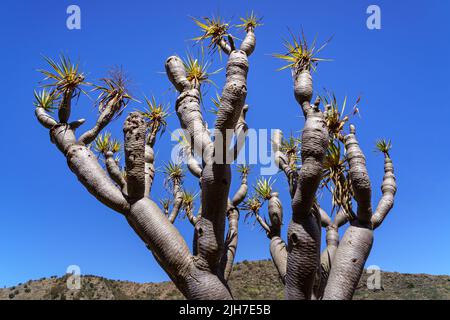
[1, 260, 449, 300]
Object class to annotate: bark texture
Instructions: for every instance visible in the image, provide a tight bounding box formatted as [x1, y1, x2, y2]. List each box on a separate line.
[34, 25, 397, 301]
[322, 225, 373, 300]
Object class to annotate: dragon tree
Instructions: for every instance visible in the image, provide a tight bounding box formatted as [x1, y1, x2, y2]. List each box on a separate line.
[33, 13, 396, 300]
[244, 33, 397, 299]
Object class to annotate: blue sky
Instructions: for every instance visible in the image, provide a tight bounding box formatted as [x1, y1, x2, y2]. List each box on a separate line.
[1, 0, 449, 287]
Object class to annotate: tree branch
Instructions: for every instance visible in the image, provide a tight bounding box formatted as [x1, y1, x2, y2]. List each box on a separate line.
[220, 168, 249, 280]
[35, 107, 58, 129]
[78, 97, 120, 146]
[228, 104, 249, 162]
[270, 236, 288, 284]
[220, 206, 239, 281]
[272, 130, 297, 197]
[291, 108, 328, 220]
[144, 127, 161, 197]
[50, 124, 130, 214]
[322, 224, 373, 300]
[323, 126, 375, 300]
[104, 151, 127, 194]
[231, 170, 248, 207]
[315, 224, 339, 299]
[334, 207, 350, 227]
[344, 124, 373, 226]
[168, 182, 183, 224]
[214, 50, 249, 140]
[126, 197, 232, 299]
[166, 56, 213, 161]
[319, 206, 332, 228]
[240, 28, 256, 56]
[58, 89, 73, 123]
[371, 155, 396, 229]
[124, 112, 147, 201]
[286, 67, 327, 300]
[218, 38, 232, 55]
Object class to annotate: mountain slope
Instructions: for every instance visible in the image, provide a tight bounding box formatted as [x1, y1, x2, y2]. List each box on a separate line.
[1, 260, 449, 300]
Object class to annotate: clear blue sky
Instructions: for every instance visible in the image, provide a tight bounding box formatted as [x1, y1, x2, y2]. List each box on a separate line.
[1, 0, 449, 287]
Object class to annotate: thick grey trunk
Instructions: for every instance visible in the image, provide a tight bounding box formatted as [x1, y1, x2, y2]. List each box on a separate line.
[123, 112, 147, 201]
[66, 144, 130, 214]
[49, 123, 128, 214]
[323, 225, 373, 300]
[285, 214, 321, 299]
[175, 88, 213, 160]
[291, 109, 328, 219]
[197, 163, 231, 271]
[127, 197, 232, 300]
[215, 50, 248, 136]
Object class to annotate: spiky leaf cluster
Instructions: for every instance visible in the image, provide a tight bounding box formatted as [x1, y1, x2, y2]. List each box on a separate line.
[273, 31, 332, 72]
[93, 68, 135, 119]
[321, 91, 361, 141]
[236, 12, 262, 32]
[33, 89, 58, 112]
[141, 96, 169, 136]
[163, 162, 184, 187]
[375, 139, 392, 157]
[182, 50, 221, 90]
[281, 134, 301, 170]
[93, 132, 121, 155]
[39, 54, 88, 98]
[321, 140, 353, 216]
[192, 16, 230, 50]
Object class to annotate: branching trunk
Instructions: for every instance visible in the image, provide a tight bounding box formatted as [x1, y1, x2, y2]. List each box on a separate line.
[33, 22, 395, 301]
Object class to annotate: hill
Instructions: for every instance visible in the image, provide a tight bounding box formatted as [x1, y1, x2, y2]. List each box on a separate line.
[1, 260, 449, 300]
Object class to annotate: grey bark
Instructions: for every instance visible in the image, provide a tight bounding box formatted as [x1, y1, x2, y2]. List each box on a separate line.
[286, 68, 328, 299]
[240, 29, 256, 56]
[372, 156, 396, 229]
[164, 34, 253, 297]
[315, 224, 339, 299]
[323, 125, 378, 300]
[49, 123, 130, 214]
[123, 112, 147, 201]
[229, 104, 249, 161]
[322, 225, 373, 300]
[35, 23, 259, 300]
[270, 236, 288, 284]
[168, 182, 183, 224]
[221, 206, 239, 281]
[221, 170, 249, 280]
[272, 130, 297, 196]
[285, 213, 321, 299]
[127, 197, 232, 299]
[105, 151, 127, 193]
[58, 89, 73, 123]
[344, 125, 372, 225]
[79, 97, 119, 146]
[35, 107, 57, 129]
